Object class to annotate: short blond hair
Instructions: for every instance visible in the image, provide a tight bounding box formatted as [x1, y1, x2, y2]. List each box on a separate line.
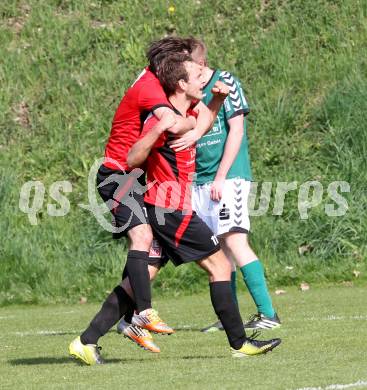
[185, 37, 208, 66]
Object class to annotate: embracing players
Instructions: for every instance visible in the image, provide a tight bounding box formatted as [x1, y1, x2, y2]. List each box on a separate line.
[69, 37, 225, 365]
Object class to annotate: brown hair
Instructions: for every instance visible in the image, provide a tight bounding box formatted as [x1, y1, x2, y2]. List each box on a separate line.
[147, 36, 192, 74]
[157, 53, 192, 96]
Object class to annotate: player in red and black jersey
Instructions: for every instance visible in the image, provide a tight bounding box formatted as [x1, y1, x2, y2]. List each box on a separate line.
[69, 38, 222, 364]
[126, 54, 282, 357]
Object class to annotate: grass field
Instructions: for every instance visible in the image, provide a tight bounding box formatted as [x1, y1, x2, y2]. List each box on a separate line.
[1, 285, 366, 390]
[1, 1, 366, 304]
[1, 3, 366, 387]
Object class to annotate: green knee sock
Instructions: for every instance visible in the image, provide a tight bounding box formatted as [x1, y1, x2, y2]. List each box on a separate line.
[240, 260, 275, 318]
[231, 271, 238, 307]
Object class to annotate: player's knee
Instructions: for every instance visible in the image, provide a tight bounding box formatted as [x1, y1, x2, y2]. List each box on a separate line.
[216, 250, 232, 270]
[214, 262, 231, 280]
[206, 252, 231, 281]
[128, 224, 153, 249]
[211, 268, 230, 282]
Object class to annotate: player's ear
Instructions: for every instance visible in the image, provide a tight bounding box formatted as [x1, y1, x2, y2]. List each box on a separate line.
[178, 79, 187, 91]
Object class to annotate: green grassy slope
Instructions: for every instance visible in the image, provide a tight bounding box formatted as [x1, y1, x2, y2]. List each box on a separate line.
[0, 1, 366, 304]
[1, 286, 366, 389]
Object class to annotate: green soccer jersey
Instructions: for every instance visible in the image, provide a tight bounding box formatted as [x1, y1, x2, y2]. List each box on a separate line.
[195, 69, 252, 185]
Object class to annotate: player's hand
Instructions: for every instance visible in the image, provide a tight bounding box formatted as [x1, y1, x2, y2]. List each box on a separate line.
[210, 178, 225, 201]
[168, 129, 200, 151]
[158, 111, 177, 133]
[211, 81, 229, 100]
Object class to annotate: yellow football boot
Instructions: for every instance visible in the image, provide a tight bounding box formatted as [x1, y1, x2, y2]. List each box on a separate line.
[69, 336, 104, 365]
[232, 336, 281, 357]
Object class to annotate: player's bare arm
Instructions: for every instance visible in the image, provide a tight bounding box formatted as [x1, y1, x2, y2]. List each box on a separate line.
[153, 106, 196, 135]
[127, 112, 176, 168]
[168, 80, 229, 151]
[210, 114, 244, 201]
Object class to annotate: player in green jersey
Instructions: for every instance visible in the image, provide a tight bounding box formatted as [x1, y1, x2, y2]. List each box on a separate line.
[176, 38, 281, 332]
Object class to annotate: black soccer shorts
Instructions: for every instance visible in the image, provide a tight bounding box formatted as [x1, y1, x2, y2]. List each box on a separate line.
[146, 205, 220, 266]
[96, 164, 148, 237]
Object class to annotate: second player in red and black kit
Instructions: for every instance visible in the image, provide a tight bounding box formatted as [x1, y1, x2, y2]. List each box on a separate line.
[78, 37, 198, 353]
[141, 108, 220, 264]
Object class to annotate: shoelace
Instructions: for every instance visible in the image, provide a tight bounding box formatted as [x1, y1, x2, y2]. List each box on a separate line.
[247, 330, 261, 341]
[246, 330, 276, 349]
[247, 313, 261, 323]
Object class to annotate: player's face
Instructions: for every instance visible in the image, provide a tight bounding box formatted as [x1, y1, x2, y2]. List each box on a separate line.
[183, 61, 204, 100]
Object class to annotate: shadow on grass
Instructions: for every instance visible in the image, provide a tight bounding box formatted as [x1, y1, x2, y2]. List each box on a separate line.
[9, 354, 226, 366]
[181, 355, 227, 360]
[9, 357, 124, 366]
[173, 326, 203, 332]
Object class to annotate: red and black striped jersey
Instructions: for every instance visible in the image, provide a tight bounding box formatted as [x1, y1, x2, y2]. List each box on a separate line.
[142, 111, 198, 212]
